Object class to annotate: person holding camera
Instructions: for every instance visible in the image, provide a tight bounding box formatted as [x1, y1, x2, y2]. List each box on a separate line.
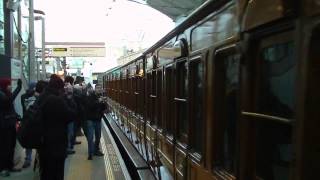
[84, 88, 106, 160]
[0, 78, 22, 177]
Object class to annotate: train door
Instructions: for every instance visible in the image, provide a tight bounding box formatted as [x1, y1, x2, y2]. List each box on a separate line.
[126, 65, 134, 143]
[160, 62, 175, 178]
[132, 64, 140, 148]
[115, 73, 120, 121]
[137, 60, 146, 157]
[241, 30, 296, 180]
[188, 51, 208, 180]
[136, 61, 145, 155]
[294, 12, 320, 179]
[127, 66, 135, 142]
[152, 67, 164, 179]
[119, 71, 124, 128]
[146, 61, 158, 169]
[174, 57, 188, 180]
[210, 44, 240, 180]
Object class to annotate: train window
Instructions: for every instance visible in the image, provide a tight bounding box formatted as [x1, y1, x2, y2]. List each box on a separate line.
[151, 71, 157, 125]
[119, 79, 121, 103]
[156, 70, 163, 129]
[191, 5, 237, 51]
[300, 24, 320, 178]
[125, 75, 128, 108]
[259, 41, 295, 119]
[147, 72, 152, 122]
[213, 52, 240, 175]
[132, 77, 136, 112]
[252, 33, 295, 180]
[152, 71, 157, 95]
[175, 60, 188, 144]
[141, 76, 145, 117]
[189, 58, 205, 156]
[137, 65, 144, 117]
[165, 65, 174, 136]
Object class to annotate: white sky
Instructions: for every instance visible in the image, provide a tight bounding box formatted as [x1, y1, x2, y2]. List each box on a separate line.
[34, 0, 174, 46]
[33, 0, 174, 72]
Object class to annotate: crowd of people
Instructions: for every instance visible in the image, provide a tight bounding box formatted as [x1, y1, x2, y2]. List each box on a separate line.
[0, 74, 107, 180]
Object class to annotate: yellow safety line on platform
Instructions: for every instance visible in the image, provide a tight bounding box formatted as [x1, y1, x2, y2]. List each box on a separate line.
[101, 135, 115, 180]
[103, 117, 131, 180]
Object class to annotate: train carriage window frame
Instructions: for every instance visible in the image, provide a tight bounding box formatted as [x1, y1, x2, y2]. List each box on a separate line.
[132, 64, 138, 114]
[190, 3, 238, 53]
[164, 63, 175, 139]
[120, 71, 123, 105]
[242, 30, 296, 180]
[212, 44, 240, 178]
[146, 71, 153, 123]
[156, 68, 163, 130]
[126, 68, 130, 109]
[174, 58, 189, 147]
[137, 61, 145, 118]
[189, 54, 206, 162]
[150, 69, 157, 126]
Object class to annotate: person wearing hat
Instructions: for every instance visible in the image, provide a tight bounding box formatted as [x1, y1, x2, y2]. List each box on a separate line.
[0, 78, 22, 177]
[20, 80, 48, 168]
[84, 88, 105, 160]
[37, 75, 75, 180]
[64, 82, 77, 155]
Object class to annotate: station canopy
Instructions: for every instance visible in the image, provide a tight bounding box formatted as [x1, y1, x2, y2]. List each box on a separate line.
[145, 0, 207, 19]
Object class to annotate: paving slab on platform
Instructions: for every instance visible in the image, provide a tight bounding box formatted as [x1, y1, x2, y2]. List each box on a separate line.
[64, 136, 106, 180]
[4, 136, 106, 180]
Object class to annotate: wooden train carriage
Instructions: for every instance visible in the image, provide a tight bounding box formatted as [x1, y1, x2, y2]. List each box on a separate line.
[154, 40, 183, 180]
[127, 61, 140, 147]
[134, 58, 147, 157]
[103, 0, 320, 179]
[144, 53, 161, 179]
[237, 1, 297, 180]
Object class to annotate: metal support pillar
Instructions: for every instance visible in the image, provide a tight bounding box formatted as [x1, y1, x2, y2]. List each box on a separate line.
[4, 0, 13, 56]
[40, 17, 46, 80]
[28, 0, 36, 81]
[62, 56, 67, 78]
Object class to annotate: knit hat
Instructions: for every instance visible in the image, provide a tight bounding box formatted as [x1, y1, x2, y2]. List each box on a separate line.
[48, 74, 64, 90]
[0, 78, 11, 95]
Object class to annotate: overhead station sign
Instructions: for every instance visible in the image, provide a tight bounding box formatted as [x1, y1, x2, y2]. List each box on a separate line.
[52, 48, 68, 57]
[69, 47, 106, 57]
[51, 47, 106, 57]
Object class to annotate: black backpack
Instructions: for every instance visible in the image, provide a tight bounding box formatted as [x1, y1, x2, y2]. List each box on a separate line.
[17, 98, 45, 149]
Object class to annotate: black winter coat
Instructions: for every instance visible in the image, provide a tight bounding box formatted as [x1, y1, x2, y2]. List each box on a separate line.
[73, 91, 86, 122]
[0, 84, 21, 128]
[39, 87, 75, 158]
[85, 93, 106, 121]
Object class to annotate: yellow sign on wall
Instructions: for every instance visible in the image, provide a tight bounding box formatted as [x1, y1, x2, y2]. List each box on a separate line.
[51, 47, 106, 57]
[52, 48, 68, 57]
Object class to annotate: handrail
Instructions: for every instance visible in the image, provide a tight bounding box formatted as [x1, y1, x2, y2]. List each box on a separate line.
[241, 111, 292, 125]
[174, 98, 187, 102]
[150, 95, 157, 98]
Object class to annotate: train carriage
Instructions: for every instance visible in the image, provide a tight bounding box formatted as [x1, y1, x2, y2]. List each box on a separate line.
[103, 0, 320, 179]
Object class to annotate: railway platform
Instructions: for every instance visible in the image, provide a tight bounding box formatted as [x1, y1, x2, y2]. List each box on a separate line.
[3, 120, 131, 180]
